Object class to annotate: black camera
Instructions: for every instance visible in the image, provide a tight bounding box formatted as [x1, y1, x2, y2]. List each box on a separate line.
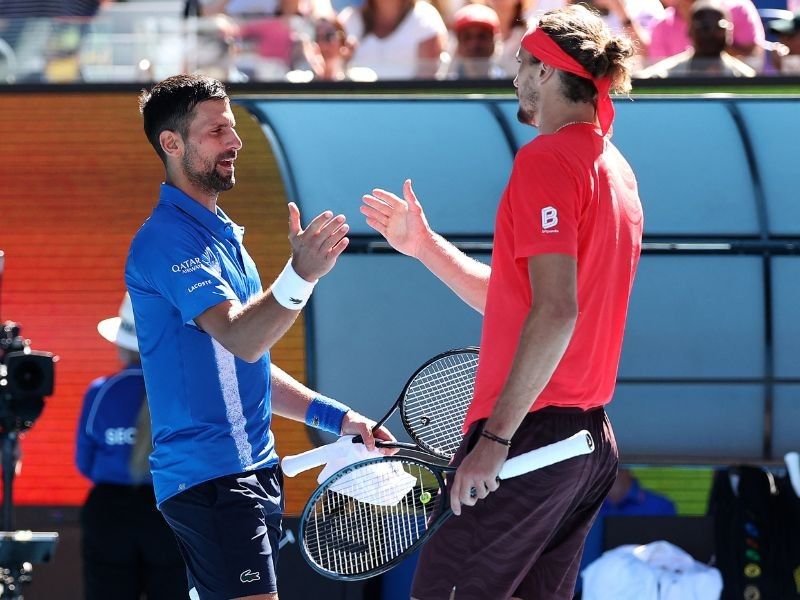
[0, 322, 56, 433]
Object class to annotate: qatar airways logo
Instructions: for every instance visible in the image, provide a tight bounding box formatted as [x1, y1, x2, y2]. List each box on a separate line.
[171, 248, 221, 275]
[172, 257, 202, 274]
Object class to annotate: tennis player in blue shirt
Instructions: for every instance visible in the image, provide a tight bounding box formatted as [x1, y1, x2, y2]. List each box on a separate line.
[125, 74, 393, 600]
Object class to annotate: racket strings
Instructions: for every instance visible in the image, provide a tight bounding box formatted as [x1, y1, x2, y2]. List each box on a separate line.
[405, 367, 474, 454]
[403, 353, 478, 457]
[303, 462, 438, 576]
[310, 488, 423, 572]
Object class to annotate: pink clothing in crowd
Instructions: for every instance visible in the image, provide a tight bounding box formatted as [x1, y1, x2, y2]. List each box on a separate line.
[648, 0, 765, 60]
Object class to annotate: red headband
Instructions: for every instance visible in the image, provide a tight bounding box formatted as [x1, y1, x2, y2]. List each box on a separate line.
[521, 27, 614, 136]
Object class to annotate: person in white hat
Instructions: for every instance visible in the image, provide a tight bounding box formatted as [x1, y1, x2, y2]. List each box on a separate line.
[75, 293, 187, 600]
[96, 292, 140, 355]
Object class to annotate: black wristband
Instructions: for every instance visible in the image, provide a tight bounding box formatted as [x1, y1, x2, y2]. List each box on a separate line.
[481, 429, 512, 447]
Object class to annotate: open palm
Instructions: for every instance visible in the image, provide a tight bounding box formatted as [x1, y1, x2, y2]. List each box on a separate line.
[360, 179, 431, 258]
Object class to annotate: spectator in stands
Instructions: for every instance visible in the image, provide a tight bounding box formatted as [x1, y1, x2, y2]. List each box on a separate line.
[200, 0, 334, 17]
[76, 294, 187, 600]
[201, 0, 280, 14]
[580, 469, 677, 577]
[573, 0, 664, 60]
[0, 0, 112, 82]
[287, 15, 378, 80]
[446, 3, 506, 78]
[339, 0, 448, 78]
[191, 13, 249, 82]
[638, 0, 756, 77]
[768, 10, 800, 74]
[648, 0, 764, 64]
[201, 0, 334, 80]
[480, 0, 529, 76]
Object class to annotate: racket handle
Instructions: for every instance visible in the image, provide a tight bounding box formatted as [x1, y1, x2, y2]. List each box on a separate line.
[282, 436, 354, 477]
[498, 430, 595, 480]
[355, 437, 419, 452]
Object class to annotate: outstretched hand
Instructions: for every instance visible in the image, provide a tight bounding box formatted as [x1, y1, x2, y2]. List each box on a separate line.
[288, 202, 349, 281]
[360, 179, 432, 258]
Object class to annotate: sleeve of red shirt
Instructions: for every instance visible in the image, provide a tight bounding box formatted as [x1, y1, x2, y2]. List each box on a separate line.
[509, 148, 581, 260]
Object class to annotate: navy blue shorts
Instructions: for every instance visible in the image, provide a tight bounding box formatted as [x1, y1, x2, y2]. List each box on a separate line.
[160, 465, 284, 599]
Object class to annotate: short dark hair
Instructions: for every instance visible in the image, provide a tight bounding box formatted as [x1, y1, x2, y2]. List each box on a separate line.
[138, 74, 228, 163]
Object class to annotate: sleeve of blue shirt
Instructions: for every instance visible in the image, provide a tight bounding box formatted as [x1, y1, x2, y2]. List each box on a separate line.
[75, 377, 105, 480]
[128, 225, 239, 324]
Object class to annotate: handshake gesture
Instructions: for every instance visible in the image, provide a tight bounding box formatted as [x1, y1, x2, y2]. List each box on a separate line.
[286, 178, 432, 284]
[287, 202, 350, 282]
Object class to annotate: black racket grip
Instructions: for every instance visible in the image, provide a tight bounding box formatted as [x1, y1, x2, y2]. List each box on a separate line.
[350, 436, 417, 451]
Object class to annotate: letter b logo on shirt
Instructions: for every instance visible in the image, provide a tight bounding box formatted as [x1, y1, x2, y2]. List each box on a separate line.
[541, 206, 559, 230]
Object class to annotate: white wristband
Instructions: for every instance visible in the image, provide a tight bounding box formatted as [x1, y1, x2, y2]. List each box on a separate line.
[271, 260, 317, 310]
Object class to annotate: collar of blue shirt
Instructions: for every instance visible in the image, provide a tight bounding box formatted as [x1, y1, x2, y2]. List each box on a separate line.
[158, 183, 245, 243]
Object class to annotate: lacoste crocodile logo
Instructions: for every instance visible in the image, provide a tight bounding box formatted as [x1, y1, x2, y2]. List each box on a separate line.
[240, 569, 261, 583]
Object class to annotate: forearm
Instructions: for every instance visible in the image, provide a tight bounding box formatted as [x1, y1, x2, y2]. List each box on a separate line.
[417, 232, 491, 314]
[217, 293, 302, 362]
[484, 304, 577, 440]
[200, 258, 319, 362]
[271, 366, 355, 438]
[270, 364, 317, 422]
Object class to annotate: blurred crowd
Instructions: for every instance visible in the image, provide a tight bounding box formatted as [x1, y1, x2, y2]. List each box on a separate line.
[0, 0, 799, 83]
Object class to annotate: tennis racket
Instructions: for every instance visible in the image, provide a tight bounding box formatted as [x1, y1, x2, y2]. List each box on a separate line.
[283, 347, 479, 477]
[299, 429, 595, 580]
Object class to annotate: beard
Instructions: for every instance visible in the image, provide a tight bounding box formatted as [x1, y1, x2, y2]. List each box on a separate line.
[183, 143, 236, 195]
[517, 105, 535, 125]
[516, 89, 539, 126]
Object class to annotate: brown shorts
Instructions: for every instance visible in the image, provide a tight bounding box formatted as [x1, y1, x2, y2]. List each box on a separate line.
[410, 406, 619, 600]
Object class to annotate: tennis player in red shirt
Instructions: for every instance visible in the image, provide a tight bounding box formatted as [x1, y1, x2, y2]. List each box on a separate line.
[361, 5, 642, 599]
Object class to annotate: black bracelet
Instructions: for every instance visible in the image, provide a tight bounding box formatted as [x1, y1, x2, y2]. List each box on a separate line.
[481, 429, 512, 447]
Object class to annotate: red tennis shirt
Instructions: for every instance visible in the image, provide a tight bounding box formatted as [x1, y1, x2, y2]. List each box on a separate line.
[465, 123, 643, 429]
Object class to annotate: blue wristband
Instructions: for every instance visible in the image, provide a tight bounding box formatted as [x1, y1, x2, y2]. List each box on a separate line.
[305, 395, 350, 435]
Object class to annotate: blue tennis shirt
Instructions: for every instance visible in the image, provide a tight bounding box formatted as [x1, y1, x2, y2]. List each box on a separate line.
[125, 183, 277, 506]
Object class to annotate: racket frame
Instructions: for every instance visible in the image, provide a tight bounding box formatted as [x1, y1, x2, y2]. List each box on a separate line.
[298, 454, 451, 581]
[370, 346, 480, 459]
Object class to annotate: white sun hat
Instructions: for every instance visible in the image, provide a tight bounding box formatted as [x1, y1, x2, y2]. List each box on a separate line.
[97, 293, 139, 352]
